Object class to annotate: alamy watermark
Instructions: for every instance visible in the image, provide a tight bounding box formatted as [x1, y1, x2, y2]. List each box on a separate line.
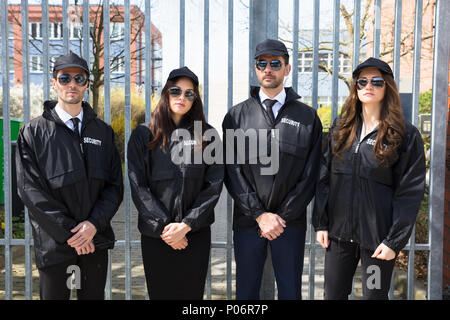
[170, 121, 280, 175]
[66, 265, 81, 290]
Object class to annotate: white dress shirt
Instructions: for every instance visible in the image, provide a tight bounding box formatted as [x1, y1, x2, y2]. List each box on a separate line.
[259, 88, 286, 119]
[54, 103, 83, 135]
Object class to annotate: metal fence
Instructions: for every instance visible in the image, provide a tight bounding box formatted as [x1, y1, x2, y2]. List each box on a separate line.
[1, 0, 449, 300]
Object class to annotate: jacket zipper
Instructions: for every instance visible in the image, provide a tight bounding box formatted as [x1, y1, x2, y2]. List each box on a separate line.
[349, 141, 362, 243]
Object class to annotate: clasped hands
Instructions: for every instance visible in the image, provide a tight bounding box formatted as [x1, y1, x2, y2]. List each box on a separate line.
[67, 221, 97, 255]
[161, 222, 192, 250]
[256, 212, 286, 241]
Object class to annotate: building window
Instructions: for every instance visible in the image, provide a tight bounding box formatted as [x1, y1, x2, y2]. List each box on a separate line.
[111, 23, 125, 39]
[30, 22, 42, 39]
[70, 23, 82, 39]
[318, 52, 331, 72]
[30, 56, 43, 72]
[339, 53, 351, 73]
[298, 52, 313, 73]
[50, 22, 63, 39]
[111, 56, 125, 73]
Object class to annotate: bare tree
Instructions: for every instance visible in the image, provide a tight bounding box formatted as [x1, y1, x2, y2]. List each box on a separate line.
[279, 0, 434, 90]
[7, 1, 161, 114]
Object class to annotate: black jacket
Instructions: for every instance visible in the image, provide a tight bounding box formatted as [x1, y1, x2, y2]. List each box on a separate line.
[16, 101, 124, 269]
[127, 122, 224, 238]
[222, 86, 323, 230]
[312, 118, 426, 254]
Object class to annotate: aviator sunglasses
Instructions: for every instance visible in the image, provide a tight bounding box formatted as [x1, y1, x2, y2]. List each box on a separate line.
[168, 87, 196, 101]
[356, 77, 385, 90]
[57, 74, 88, 86]
[255, 59, 283, 71]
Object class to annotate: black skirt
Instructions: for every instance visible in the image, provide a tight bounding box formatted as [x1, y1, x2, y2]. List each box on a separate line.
[141, 226, 211, 300]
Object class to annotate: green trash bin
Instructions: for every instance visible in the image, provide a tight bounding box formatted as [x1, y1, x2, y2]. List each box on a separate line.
[0, 117, 24, 204]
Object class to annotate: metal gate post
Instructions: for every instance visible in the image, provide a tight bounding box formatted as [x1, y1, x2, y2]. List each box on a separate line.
[249, 0, 279, 300]
[428, 0, 450, 300]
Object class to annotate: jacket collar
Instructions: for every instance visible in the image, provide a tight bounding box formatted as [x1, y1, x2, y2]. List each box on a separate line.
[250, 86, 301, 104]
[43, 100, 97, 126]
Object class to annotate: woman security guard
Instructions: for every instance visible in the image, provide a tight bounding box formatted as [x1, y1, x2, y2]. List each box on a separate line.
[312, 57, 426, 299]
[127, 67, 224, 299]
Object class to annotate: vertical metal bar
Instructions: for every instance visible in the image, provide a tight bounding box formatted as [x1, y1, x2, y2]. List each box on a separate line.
[373, 0, 381, 59]
[408, 0, 423, 298]
[1, 0, 12, 301]
[331, 0, 340, 122]
[226, 0, 233, 300]
[248, 0, 254, 91]
[203, 0, 209, 121]
[308, 202, 315, 299]
[311, 0, 319, 110]
[42, 0, 49, 100]
[292, 0, 299, 91]
[206, 255, 211, 299]
[83, 0, 89, 102]
[392, 0, 402, 86]
[428, 0, 449, 300]
[21, 0, 33, 300]
[103, 0, 111, 125]
[145, 0, 152, 123]
[124, 0, 132, 300]
[62, 0, 69, 53]
[411, 0, 423, 127]
[352, 0, 361, 69]
[266, 0, 278, 40]
[179, 0, 185, 67]
[105, 249, 112, 300]
[103, 0, 112, 301]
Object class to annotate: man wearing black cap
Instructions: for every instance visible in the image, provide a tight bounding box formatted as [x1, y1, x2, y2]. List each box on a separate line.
[16, 51, 124, 299]
[222, 39, 323, 299]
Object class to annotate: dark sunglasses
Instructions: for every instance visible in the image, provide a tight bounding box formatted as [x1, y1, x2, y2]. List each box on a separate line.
[57, 74, 88, 86]
[356, 77, 385, 90]
[255, 59, 283, 71]
[168, 87, 196, 101]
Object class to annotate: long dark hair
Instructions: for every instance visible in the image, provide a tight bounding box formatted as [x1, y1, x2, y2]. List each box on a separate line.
[147, 77, 206, 151]
[332, 72, 405, 167]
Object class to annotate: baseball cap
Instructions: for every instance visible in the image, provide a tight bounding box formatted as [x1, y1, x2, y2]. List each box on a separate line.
[352, 57, 393, 79]
[167, 66, 199, 85]
[53, 51, 90, 76]
[254, 39, 289, 59]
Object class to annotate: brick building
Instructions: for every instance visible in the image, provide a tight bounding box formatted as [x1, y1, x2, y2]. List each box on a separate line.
[3, 4, 162, 90]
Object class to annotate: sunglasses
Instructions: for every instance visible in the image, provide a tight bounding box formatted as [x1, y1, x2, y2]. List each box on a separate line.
[356, 77, 385, 90]
[57, 74, 88, 86]
[255, 59, 283, 71]
[168, 87, 196, 101]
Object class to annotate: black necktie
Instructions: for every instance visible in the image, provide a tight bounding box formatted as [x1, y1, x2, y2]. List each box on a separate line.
[264, 99, 277, 123]
[70, 117, 83, 154]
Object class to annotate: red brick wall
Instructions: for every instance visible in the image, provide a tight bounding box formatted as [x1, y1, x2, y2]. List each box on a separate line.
[444, 58, 450, 298]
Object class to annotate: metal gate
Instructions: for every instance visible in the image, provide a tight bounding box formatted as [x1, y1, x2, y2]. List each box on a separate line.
[1, 0, 449, 300]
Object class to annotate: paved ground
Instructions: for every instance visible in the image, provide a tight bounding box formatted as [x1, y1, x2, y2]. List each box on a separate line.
[0, 189, 427, 300]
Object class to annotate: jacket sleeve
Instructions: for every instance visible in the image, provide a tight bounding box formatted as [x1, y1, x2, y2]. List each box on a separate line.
[87, 127, 124, 232]
[222, 112, 266, 220]
[16, 125, 77, 244]
[127, 125, 171, 236]
[382, 126, 426, 254]
[182, 130, 224, 232]
[277, 112, 323, 222]
[312, 122, 334, 231]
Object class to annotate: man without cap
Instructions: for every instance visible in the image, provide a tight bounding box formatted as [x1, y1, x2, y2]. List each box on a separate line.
[222, 39, 323, 299]
[16, 52, 124, 299]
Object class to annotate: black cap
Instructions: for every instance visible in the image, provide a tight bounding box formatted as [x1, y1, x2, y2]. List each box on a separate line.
[53, 51, 90, 76]
[254, 39, 289, 59]
[352, 57, 393, 79]
[167, 66, 199, 85]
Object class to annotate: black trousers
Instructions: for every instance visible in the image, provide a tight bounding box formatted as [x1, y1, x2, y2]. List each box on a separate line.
[324, 239, 395, 300]
[37, 249, 108, 300]
[141, 227, 211, 300]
